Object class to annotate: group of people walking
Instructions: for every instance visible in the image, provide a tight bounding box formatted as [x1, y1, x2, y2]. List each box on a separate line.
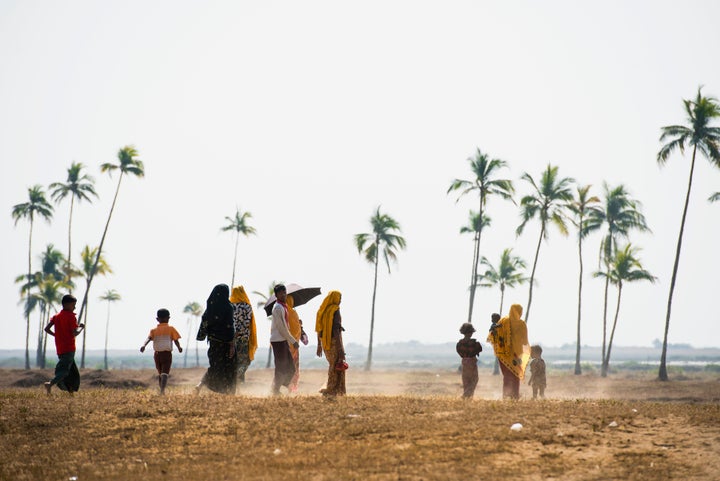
[194, 283, 346, 397]
[42, 287, 541, 401]
[457, 303, 546, 400]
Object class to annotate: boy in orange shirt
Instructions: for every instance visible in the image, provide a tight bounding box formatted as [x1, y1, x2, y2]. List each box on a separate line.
[141, 309, 182, 395]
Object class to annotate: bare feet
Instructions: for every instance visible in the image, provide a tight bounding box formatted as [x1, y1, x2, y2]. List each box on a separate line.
[44, 382, 51, 395]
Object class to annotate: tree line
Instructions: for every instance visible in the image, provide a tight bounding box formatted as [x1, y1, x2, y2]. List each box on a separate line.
[12, 89, 719, 379]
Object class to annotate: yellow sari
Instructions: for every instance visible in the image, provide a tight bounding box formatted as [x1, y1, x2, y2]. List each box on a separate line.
[286, 295, 302, 355]
[229, 286, 258, 361]
[487, 304, 530, 380]
[315, 291, 341, 351]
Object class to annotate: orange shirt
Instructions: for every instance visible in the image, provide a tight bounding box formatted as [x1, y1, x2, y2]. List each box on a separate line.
[148, 323, 181, 352]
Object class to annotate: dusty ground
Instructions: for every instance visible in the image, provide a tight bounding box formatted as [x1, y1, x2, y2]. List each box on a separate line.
[1, 367, 718, 480]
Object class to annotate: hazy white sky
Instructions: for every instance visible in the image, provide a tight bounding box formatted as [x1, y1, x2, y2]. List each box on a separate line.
[2, 1, 719, 356]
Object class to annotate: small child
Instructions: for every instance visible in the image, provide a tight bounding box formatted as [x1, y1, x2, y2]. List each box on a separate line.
[141, 309, 182, 395]
[456, 322, 483, 399]
[44, 294, 85, 395]
[527, 344, 546, 399]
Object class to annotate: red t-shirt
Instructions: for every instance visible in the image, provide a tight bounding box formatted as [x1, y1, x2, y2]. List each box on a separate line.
[51, 310, 78, 355]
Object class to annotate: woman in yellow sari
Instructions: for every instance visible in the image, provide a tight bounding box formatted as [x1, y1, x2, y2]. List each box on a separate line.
[229, 286, 258, 385]
[286, 294, 303, 393]
[487, 304, 530, 399]
[315, 290, 345, 396]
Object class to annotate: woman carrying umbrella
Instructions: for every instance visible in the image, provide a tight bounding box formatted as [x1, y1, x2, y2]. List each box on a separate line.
[315, 290, 346, 396]
[195, 284, 237, 394]
[230, 285, 257, 384]
[486, 303, 530, 399]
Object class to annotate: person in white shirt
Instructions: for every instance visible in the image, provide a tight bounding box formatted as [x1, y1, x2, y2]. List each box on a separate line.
[270, 284, 299, 395]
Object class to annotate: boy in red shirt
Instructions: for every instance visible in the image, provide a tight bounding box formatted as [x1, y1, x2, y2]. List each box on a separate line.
[44, 294, 85, 394]
[140, 308, 182, 395]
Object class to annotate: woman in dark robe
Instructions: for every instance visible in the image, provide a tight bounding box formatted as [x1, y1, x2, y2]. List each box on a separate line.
[195, 284, 237, 394]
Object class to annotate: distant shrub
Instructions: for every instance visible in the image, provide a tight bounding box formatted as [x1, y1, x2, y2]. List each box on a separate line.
[704, 364, 720, 373]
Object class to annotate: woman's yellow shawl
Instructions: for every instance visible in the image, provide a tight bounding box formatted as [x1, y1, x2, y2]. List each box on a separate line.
[487, 304, 530, 380]
[286, 295, 302, 355]
[315, 290, 341, 352]
[229, 286, 258, 361]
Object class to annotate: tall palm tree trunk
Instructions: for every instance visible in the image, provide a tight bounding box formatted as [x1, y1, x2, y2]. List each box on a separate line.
[66, 196, 75, 291]
[196, 337, 201, 367]
[36, 308, 44, 367]
[41, 313, 49, 369]
[24, 217, 35, 370]
[231, 230, 239, 288]
[184, 318, 191, 368]
[78, 172, 124, 368]
[467, 199, 485, 323]
[525, 224, 544, 323]
[365, 243, 380, 371]
[466, 232, 479, 322]
[602, 283, 623, 377]
[659, 146, 697, 381]
[81, 306, 90, 368]
[601, 275, 610, 369]
[103, 303, 111, 370]
[574, 235, 584, 375]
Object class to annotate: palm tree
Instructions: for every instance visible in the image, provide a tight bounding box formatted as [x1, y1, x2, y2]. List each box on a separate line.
[355, 207, 407, 371]
[459, 210, 490, 308]
[31, 273, 68, 368]
[49, 162, 98, 288]
[12, 185, 54, 369]
[567, 185, 602, 375]
[585, 184, 649, 374]
[34, 245, 68, 367]
[182, 301, 203, 368]
[657, 87, 720, 381]
[78, 245, 113, 368]
[99, 289, 121, 370]
[252, 282, 282, 368]
[516, 165, 574, 323]
[221, 207, 256, 288]
[593, 245, 656, 376]
[477, 248, 529, 315]
[77, 146, 144, 332]
[448, 149, 514, 323]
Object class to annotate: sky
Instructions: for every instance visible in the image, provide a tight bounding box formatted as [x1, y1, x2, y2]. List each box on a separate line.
[1, 1, 719, 357]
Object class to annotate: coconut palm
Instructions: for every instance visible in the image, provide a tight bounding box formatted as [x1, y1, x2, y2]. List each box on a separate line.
[459, 210, 491, 306]
[516, 165, 574, 323]
[221, 207, 257, 288]
[657, 87, 720, 381]
[252, 282, 283, 368]
[355, 207, 407, 371]
[77, 146, 144, 331]
[593, 245, 656, 377]
[567, 185, 602, 375]
[78, 245, 113, 368]
[477, 248, 529, 316]
[585, 184, 649, 374]
[183, 301, 203, 368]
[34, 245, 68, 367]
[31, 273, 69, 368]
[99, 289, 121, 370]
[12, 185, 54, 369]
[448, 149, 514, 323]
[49, 162, 98, 288]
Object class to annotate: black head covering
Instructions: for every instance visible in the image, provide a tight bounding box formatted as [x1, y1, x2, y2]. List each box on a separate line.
[196, 284, 234, 342]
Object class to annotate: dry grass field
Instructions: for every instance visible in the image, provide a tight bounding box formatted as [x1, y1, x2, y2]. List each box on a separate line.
[1, 367, 718, 481]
